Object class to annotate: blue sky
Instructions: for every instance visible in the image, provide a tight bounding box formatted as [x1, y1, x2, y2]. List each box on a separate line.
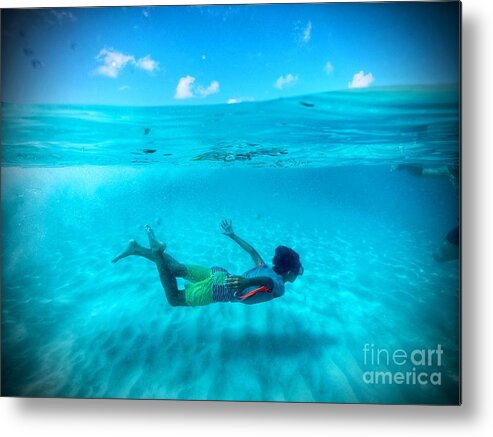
[1, 2, 460, 106]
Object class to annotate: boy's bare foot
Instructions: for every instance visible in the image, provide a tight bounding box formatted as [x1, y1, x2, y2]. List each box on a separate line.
[145, 224, 166, 253]
[112, 239, 139, 263]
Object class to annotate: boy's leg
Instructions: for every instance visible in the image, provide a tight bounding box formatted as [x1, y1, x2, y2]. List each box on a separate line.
[112, 226, 212, 306]
[145, 225, 187, 306]
[112, 239, 157, 263]
[153, 252, 187, 306]
[112, 239, 189, 278]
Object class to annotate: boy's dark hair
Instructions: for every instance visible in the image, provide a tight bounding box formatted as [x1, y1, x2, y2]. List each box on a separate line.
[272, 246, 302, 275]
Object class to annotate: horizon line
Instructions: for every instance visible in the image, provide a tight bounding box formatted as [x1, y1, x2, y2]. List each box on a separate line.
[1, 82, 459, 109]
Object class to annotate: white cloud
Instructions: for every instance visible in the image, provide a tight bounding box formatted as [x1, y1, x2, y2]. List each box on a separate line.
[175, 76, 220, 99]
[175, 76, 195, 99]
[136, 55, 159, 73]
[324, 61, 334, 75]
[196, 81, 220, 97]
[95, 48, 135, 78]
[348, 70, 375, 88]
[95, 49, 159, 78]
[227, 97, 254, 104]
[302, 21, 312, 44]
[118, 85, 130, 91]
[275, 73, 298, 90]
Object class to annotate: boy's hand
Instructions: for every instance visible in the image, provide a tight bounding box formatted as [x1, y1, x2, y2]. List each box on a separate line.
[221, 219, 235, 237]
[225, 275, 248, 292]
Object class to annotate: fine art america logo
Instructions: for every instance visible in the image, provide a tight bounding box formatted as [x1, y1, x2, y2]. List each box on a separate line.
[362, 344, 444, 386]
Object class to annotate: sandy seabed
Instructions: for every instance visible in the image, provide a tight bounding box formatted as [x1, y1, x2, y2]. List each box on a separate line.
[1, 166, 460, 404]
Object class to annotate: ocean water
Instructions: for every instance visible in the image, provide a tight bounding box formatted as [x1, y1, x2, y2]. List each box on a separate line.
[1, 86, 460, 403]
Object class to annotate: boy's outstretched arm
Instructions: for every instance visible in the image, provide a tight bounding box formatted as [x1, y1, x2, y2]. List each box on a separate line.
[221, 219, 265, 266]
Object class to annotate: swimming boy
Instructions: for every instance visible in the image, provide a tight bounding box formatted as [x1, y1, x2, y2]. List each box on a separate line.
[112, 220, 303, 306]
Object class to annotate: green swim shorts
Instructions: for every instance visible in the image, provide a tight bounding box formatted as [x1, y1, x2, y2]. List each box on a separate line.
[183, 265, 229, 306]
